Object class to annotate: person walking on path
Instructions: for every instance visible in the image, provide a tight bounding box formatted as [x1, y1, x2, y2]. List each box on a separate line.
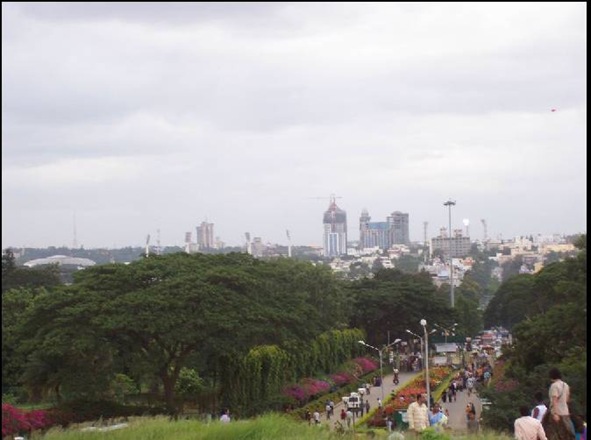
[313, 409, 321, 425]
[544, 367, 575, 439]
[429, 402, 448, 432]
[408, 393, 429, 437]
[346, 409, 353, 428]
[515, 405, 548, 440]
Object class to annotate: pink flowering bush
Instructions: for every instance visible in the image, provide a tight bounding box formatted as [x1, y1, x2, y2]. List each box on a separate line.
[283, 385, 307, 403]
[301, 378, 331, 397]
[353, 357, 378, 374]
[2, 403, 50, 438]
[282, 357, 378, 405]
[330, 372, 354, 386]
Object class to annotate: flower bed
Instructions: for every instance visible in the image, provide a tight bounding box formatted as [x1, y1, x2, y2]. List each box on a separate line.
[2, 403, 50, 438]
[365, 366, 452, 427]
[282, 357, 378, 406]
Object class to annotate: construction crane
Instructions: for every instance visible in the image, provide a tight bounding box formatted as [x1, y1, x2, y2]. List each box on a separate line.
[309, 193, 342, 205]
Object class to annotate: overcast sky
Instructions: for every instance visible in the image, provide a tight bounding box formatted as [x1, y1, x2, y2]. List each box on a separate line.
[2, 2, 586, 249]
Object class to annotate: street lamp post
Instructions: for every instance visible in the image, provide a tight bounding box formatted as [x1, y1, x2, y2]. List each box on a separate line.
[420, 319, 431, 408]
[444, 199, 456, 308]
[358, 340, 384, 403]
[385, 338, 402, 371]
[406, 329, 423, 355]
[434, 322, 458, 343]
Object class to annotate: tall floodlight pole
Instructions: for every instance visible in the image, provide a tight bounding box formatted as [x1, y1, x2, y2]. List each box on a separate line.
[444, 200, 456, 307]
[358, 341, 384, 402]
[420, 319, 430, 408]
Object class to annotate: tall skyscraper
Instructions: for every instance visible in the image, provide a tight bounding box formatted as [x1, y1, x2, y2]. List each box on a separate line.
[323, 197, 347, 257]
[196, 221, 215, 250]
[387, 211, 410, 245]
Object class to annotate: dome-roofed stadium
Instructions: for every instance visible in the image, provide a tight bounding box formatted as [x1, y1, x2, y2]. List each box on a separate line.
[23, 255, 96, 268]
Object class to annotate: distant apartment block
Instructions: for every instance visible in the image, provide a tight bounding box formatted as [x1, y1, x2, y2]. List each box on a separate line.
[196, 221, 215, 250]
[359, 209, 410, 251]
[431, 228, 471, 258]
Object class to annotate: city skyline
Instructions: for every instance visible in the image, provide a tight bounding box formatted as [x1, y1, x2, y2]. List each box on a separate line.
[2, 3, 586, 249]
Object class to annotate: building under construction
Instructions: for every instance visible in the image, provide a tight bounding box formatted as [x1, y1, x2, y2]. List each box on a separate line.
[323, 196, 347, 257]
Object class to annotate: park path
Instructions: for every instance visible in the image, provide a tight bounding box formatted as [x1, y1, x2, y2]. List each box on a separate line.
[316, 370, 483, 434]
[317, 370, 417, 430]
[439, 384, 483, 433]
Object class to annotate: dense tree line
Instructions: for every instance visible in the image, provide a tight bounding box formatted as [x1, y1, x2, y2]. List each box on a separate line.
[2, 251, 461, 416]
[480, 234, 586, 432]
[3, 235, 586, 429]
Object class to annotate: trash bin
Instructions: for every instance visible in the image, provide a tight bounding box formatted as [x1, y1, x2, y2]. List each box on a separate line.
[394, 410, 409, 430]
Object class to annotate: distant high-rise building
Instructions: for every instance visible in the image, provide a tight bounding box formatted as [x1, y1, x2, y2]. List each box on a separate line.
[196, 221, 215, 250]
[431, 228, 471, 258]
[323, 197, 347, 257]
[387, 211, 410, 245]
[358, 209, 410, 250]
[359, 209, 390, 249]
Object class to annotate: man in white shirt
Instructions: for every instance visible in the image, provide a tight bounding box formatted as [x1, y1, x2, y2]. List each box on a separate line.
[407, 393, 429, 437]
[515, 405, 548, 440]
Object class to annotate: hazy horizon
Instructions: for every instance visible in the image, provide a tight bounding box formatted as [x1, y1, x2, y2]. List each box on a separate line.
[2, 3, 586, 249]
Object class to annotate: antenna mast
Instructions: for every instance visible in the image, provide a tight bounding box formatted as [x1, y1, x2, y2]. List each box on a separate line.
[157, 229, 161, 255]
[72, 212, 78, 250]
[423, 221, 429, 261]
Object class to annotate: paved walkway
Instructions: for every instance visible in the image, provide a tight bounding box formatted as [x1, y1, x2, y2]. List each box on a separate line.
[317, 370, 483, 434]
[438, 385, 483, 433]
[319, 370, 418, 430]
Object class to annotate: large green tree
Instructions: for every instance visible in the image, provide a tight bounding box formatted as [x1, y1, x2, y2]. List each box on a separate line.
[15, 253, 350, 412]
[347, 268, 452, 347]
[480, 234, 587, 430]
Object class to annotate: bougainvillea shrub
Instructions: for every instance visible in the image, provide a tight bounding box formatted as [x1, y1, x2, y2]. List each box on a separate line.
[2, 403, 49, 438]
[282, 357, 378, 404]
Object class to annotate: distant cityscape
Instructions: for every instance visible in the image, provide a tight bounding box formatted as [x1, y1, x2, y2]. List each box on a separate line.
[9, 195, 582, 295]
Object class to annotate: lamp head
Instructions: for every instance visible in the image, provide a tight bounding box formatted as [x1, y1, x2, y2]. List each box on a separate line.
[358, 340, 365, 345]
[394, 338, 402, 344]
[420, 319, 427, 327]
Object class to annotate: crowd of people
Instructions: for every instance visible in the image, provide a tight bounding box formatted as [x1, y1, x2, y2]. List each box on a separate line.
[217, 366, 585, 440]
[512, 367, 586, 440]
